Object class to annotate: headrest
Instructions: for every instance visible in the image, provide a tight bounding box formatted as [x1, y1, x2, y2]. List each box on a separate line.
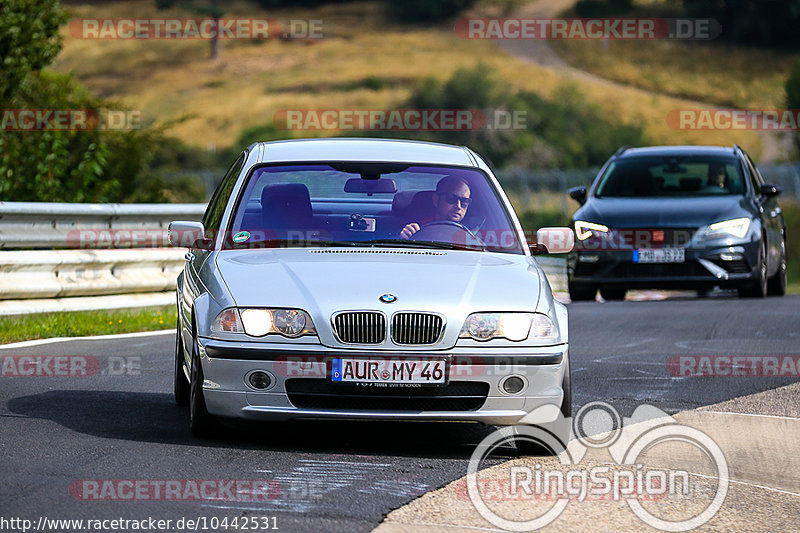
[261, 183, 312, 229]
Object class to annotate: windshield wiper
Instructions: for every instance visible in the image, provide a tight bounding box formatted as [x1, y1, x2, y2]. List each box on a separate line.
[362, 238, 486, 251]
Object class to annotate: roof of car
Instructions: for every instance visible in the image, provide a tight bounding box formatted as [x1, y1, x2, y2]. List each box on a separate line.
[617, 145, 738, 158]
[252, 138, 477, 166]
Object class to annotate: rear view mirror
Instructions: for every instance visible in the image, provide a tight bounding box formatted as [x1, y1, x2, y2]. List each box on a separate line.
[344, 178, 397, 194]
[534, 227, 574, 254]
[568, 186, 587, 205]
[760, 184, 782, 197]
[168, 221, 211, 249]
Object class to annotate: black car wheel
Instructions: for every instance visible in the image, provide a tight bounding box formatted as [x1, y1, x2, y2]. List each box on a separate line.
[738, 239, 767, 298]
[189, 327, 218, 438]
[767, 237, 787, 296]
[600, 287, 626, 301]
[174, 318, 189, 406]
[568, 282, 596, 302]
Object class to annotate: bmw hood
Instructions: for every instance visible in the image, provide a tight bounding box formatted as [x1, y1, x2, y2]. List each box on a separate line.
[577, 196, 750, 228]
[214, 247, 544, 328]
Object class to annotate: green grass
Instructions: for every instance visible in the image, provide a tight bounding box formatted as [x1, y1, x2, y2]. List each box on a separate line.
[0, 305, 176, 344]
[551, 35, 793, 110]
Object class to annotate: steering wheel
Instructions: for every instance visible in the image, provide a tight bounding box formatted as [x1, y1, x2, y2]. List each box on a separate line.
[410, 220, 484, 248]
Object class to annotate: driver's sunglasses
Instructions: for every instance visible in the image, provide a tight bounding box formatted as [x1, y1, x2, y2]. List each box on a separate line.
[439, 192, 472, 208]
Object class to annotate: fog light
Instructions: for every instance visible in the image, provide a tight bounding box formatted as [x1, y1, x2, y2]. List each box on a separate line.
[248, 371, 271, 390]
[719, 252, 743, 261]
[502, 376, 525, 394]
[578, 254, 600, 263]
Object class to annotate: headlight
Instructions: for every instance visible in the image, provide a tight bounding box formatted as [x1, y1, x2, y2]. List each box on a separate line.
[212, 308, 316, 338]
[574, 221, 609, 241]
[704, 218, 750, 240]
[459, 312, 557, 342]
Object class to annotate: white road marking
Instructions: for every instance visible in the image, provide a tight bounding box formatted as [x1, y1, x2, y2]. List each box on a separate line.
[0, 329, 173, 350]
[698, 410, 800, 421]
[690, 473, 800, 498]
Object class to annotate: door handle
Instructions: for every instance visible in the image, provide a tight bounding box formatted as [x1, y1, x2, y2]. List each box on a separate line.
[185, 251, 195, 261]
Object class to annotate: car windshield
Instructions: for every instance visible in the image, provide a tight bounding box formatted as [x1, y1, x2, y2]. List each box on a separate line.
[226, 164, 524, 254]
[595, 156, 746, 198]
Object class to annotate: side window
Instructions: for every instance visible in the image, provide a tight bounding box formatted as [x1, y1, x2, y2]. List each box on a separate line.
[203, 153, 246, 233]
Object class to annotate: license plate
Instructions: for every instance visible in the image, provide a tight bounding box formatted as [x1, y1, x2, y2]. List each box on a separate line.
[330, 358, 446, 385]
[633, 248, 685, 263]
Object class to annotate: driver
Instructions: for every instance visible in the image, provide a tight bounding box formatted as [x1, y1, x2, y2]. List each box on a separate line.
[399, 176, 471, 240]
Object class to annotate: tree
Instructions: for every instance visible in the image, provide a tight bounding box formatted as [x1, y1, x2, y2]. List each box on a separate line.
[0, 0, 66, 102]
[786, 58, 800, 156]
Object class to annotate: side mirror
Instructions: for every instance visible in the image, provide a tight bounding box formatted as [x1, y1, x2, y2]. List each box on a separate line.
[568, 186, 588, 205]
[760, 184, 782, 197]
[532, 227, 575, 254]
[168, 221, 211, 249]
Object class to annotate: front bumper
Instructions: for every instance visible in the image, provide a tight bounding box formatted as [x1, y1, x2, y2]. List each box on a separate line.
[196, 339, 568, 426]
[568, 242, 759, 289]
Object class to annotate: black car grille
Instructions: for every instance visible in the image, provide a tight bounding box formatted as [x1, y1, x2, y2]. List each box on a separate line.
[709, 258, 750, 274]
[285, 379, 489, 411]
[391, 313, 444, 345]
[609, 261, 711, 278]
[332, 312, 386, 344]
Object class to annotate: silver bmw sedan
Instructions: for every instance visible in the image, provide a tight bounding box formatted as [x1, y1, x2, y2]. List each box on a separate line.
[169, 138, 573, 438]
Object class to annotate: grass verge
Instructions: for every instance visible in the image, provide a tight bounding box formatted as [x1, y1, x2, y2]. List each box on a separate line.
[0, 305, 176, 345]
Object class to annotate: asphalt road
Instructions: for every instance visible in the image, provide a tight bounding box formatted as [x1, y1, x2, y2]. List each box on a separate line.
[1, 294, 798, 532]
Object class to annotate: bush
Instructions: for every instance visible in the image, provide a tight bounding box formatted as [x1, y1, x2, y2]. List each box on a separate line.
[782, 201, 800, 285]
[370, 64, 647, 169]
[389, 0, 477, 22]
[574, 0, 632, 17]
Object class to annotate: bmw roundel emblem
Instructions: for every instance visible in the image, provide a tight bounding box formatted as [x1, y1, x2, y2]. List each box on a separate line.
[379, 294, 397, 304]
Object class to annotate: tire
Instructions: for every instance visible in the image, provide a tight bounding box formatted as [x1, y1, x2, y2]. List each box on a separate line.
[600, 287, 626, 301]
[767, 237, 787, 296]
[189, 327, 218, 438]
[738, 239, 767, 298]
[568, 282, 596, 301]
[173, 319, 190, 406]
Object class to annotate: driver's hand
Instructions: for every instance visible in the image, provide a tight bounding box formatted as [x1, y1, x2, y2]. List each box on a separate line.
[400, 223, 420, 240]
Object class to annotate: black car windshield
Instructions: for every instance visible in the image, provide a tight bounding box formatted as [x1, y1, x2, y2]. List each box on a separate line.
[595, 156, 746, 198]
[226, 164, 524, 254]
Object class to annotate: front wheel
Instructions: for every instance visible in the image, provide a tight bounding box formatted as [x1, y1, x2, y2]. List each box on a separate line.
[568, 282, 596, 302]
[767, 237, 787, 296]
[738, 239, 767, 298]
[173, 319, 189, 406]
[600, 287, 626, 301]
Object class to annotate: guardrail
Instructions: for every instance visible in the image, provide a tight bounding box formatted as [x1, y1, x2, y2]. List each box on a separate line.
[0, 202, 205, 314]
[0, 202, 568, 315]
[0, 202, 205, 249]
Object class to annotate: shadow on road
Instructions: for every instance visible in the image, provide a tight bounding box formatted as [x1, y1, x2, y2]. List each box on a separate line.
[7, 390, 504, 458]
